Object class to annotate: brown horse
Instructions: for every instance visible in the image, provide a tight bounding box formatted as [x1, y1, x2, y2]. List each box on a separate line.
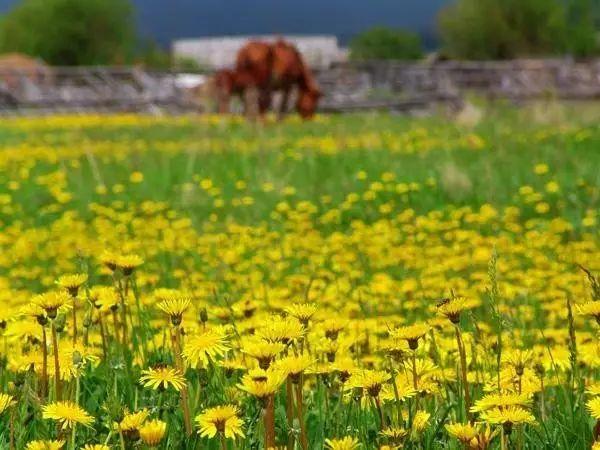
[214, 39, 321, 119]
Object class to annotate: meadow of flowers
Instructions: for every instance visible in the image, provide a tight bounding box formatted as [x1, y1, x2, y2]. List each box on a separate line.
[0, 109, 598, 449]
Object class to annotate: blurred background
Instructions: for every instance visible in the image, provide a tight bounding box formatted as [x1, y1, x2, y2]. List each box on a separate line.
[0, 0, 599, 114]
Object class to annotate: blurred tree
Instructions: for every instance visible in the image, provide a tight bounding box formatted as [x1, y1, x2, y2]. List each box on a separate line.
[349, 27, 423, 60]
[136, 39, 172, 70]
[0, 0, 135, 65]
[438, 0, 599, 59]
[564, 0, 598, 57]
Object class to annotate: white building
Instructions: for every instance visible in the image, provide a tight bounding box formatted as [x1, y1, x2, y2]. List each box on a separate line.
[172, 35, 346, 70]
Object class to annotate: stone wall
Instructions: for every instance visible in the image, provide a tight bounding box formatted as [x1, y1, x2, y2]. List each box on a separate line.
[316, 59, 600, 111]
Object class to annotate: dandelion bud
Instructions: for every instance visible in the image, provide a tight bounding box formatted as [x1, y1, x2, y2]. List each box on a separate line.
[198, 307, 208, 324]
[339, 370, 351, 383]
[54, 314, 67, 332]
[515, 363, 524, 377]
[325, 330, 340, 341]
[14, 372, 26, 388]
[258, 357, 272, 370]
[408, 338, 419, 350]
[0, 320, 6, 330]
[36, 314, 48, 327]
[47, 307, 59, 320]
[72, 350, 83, 367]
[534, 362, 545, 377]
[83, 312, 92, 328]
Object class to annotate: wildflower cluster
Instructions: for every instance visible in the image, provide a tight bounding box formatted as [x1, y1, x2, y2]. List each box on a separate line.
[0, 112, 598, 449]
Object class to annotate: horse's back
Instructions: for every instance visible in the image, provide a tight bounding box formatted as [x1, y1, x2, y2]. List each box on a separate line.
[235, 41, 273, 88]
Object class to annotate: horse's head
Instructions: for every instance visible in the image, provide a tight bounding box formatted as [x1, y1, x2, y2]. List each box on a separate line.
[296, 88, 322, 119]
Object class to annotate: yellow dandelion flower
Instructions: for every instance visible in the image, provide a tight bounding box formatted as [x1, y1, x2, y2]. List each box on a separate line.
[130, 171, 144, 183]
[321, 318, 348, 340]
[56, 273, 87, 297]
[347, 369, 390, 397]
[445, 422, 478, 444]
[412, 410, 430, 433]
[140, 366, 187, 391]
[534, 163, 549, 175]
[577, 301, 600, 324]
[33, 292, 72, 319]
[502, 349, 534, 375]
[157, 294, 191, 326]
[139, 419, 167, 447]
[237, 369, 286, 399]
[182, 329, 229, 368]
[587, 397, 600, 419]
[332, 357, 357, 383]
[436, 296, 478, 324]
[0, 393, 16, 414]
[586, 383, 600, 396]
[481, 406, 536, 427]
[380, 337, 409, 362]
[232, 299, 258, 318]
[472, 426, 497, 449]
[285, 302, 318, 324]
[256, 317, 305, 345]
[81, 445, 110, 450]
[100, 251, 119, 272]
[42, 401, 93, 430]
[273, 353, 314, 381]
[195, 404, 245, 439]
[92, 287, 120, 312]
[20, 302, 48, 324]
[25, 440, 65, 450]
[242, 340, 286, 369]
[471, 392, 532, 413]
[116, 254, 144, 275]
[118, 409, 149, 433]
[391, 323, 430, 350]
[380, 426, 408, 444]
[325, 436, 361, 450]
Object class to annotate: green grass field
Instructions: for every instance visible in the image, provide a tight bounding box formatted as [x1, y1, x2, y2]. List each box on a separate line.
[0, 107, 599, 449]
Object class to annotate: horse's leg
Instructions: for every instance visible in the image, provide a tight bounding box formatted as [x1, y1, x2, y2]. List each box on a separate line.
[244, 86, 259, 121]
[259, 89, 272, 118]
[278, 87, 290, 121]
[217, 92, 230, 114]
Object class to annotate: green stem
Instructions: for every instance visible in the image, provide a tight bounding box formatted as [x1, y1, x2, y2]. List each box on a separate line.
[70, 376, 81, 449]
[41, 326, 48, 402]
[286, 377, 295, 450]
[455, 325, 471, 421]
[51, 322, 61, 401]
[72, 296, 78, 345]
[295, 379, 308, 450]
